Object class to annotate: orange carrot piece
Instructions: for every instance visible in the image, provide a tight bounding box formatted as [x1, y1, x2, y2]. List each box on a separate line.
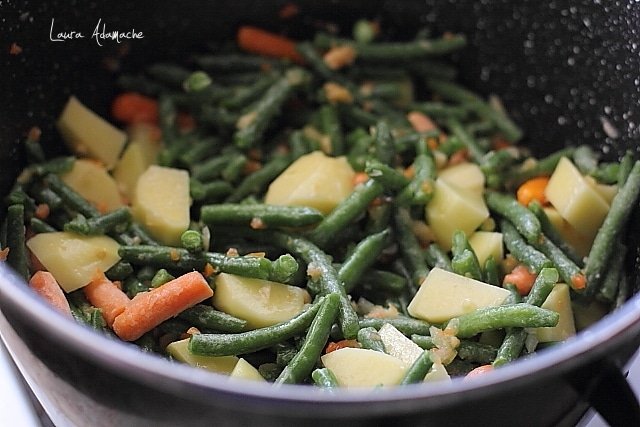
[323, 45, 357, 70]
[503, 264, 538, 296]
[34, 203, 50, 220]
[112, 271, 213, 341]
[407, 111, 437, 133]
[278, 2, 300, 19]
[325, 339, 360, 354]
[465, 364, 493, 379]
[84, 271, 131, 328]
[0, 247, 9, 262]
[517, 176, 550, 206]
[571, 273, 586, 291]
[236, 26, 304, 64]
[111, 92, 159, 125]
[29, 271, 72, 317]
[352, 172, 370, 187]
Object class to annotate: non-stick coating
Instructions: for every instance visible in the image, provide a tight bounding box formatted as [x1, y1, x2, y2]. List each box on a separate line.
[1, 1, 640, 426]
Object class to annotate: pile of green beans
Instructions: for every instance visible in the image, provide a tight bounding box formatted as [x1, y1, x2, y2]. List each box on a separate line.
[2, 19, 639, 389]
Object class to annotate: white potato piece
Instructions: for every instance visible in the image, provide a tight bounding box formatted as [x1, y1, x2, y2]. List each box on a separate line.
[532, 283, 576, 342]
[545, 157, 609, 241]
[265, 151, 355, 214]
[229, 358, 266, 382]
[113, 135, 159, 198]
[57, 96, 127, 170]
[423, 362, 451, 383]
[468, 231, 504, 266]
[437, 162, 485, 194]
[321, 348, 407, 388]
[543, 207, 592, 258]
[426, 179, 489, 251]
[61, 159, 125, 212]
[26, 232, 120, 293]
[132, 165, 190, 246]
[166, 339, 238, 374]
[408, 268, 510, 323]
[377, 323, 424, 365]
[212, 273, 308, 329]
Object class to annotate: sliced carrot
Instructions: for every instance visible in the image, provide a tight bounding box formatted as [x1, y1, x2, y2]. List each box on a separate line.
[83, 271, 131, 328]
[352, 172, 370, 187]
[278, 2, 300, 19]
[323, 45, 357, 70]
[503, 264, 538, 296]
[571, 273, 586, 291]
[112, 271, 213, 341]
[29, 271, 72, 317]
[407, 111, 437, 133]
[517, 176, 550, 206]
[111, 92, 159, 125]
[34, 203, 50, 220]
[325, 339, 360, 354]
[448, 148, 469, 165]
[465, 364, 493, 379]
[0, 247, 9, 262]
[237, 26, 304, 64]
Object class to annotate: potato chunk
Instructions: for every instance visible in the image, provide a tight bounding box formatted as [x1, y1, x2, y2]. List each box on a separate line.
[166, 339, 238, 374]
[378, 323, 424, 365]
[26, 232, 120, 293]
[265, 151, 355, 214]
[437, 162, 485, 194]
[408, 268, 510, 323]
[425, 179, 489, 251]
[212, 273, 308, 329]
[532, 283, 576, 342]
[61, 159, 124, 212]
[57, 96, 127, 170]
[132, 165, 190, 246]
[320, 348, 407, 387]
[229, 358, 266, 382]
[468, 231, 504, 266]
[113, 132, 159, 198]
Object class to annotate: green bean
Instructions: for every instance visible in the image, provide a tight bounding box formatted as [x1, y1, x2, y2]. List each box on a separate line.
[295, 42, 353, 89]
[572, 145, 598, 175]
[411, 334, 435, 349]
[396, 151, 436, 206]
[500, 219, 551, 273]
[223, 73, 279, 110]
[179, 305, 248, 333]
[44, 174, 99, 218]
[408, 60, 459, 80]
[123, 276, 149, 299]
[29, 184, 64, 211]
[276, 293, 340, 384]
[339, 229, 390, 292]
[191, 151, 243, 181]
[234, 69, 308, 149]
[220, 153, 247, 183]
[525, 268, 559, 306]
[357, 316, 431, 337]
[63, 207, 132, 235]
[585, 161, 640, 296]
[150, 269, 175, 288]
[180, 230, 204, 253]
[531, 234, 583, 290]
[355, 35, 467, 61]
[5, 204, 28, 280]
[590, 162, 620, 185]
[105, 261, 134, 281]
[29, 156, 76, 176]
[425, 243, 452, 271]
[190, 179, 234, 202]
[188, 297, 324, 356]
[486, 191, 541, 244]
[289, 131, 316, 160]
[373, 121, 395, 164]
[457, 340, 498, 364]
[365, 159, 410, 191]
[483, 256, 501, 286]
[269, 254, 300, 284]
[182, 71, 212, 93]
[528, 200, 583, 266]
[447, 118, 485, 162]
[201, 204, 323, 229]
[178, 137, 219, 167]
[227, 155, 291, 203]
[400, 350, 433, 385]
[307, 179, 384, 249]
[357, 327, 386, 352]
[318, 104, 345, 156]
[452, 249, 483, 281]
[312, 368, 340, 388]
[353, 19, 376, 43]
[598, 241, 627, 303]
[338, 104, 378, 128]
[360, 269, 407, 295]
[393, 207, 430, 286]
[23, 127, 45, 163]
[449, 304, 559, 338]
[615, 272, 631, 309]
[197, 105, 238, 131]
[617, 151, 634, 185]
[128, 223, 160, 246]
[147, 63, 191, 87]
[193, 54, 276, 73]
[507, 147, 575, 187]
[410, 102, 469, 120]
[29, 217, 56, 233]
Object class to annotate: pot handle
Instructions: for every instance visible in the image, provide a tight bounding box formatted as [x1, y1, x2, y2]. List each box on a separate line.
[567, 359, 640, 426]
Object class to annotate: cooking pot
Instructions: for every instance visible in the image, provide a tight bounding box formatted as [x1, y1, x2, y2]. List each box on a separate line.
[1, 1, 640, 426]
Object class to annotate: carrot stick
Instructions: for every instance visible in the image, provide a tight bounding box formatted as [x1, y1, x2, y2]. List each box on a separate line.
[503, 264, 538, 296]
[29, 271, 72, 317]
[407, 111, 438, 133]
[111, 92, 159, 125]
[236, 26, 304, 64]
[464, 364, 493, 379]
[112, 271, 213, 341]
[352, 171, 370, 187]
[516, 176, 550, 206]
[84, 271, 131, 328]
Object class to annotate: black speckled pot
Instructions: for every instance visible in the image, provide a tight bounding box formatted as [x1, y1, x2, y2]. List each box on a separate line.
[1, 1, 640, 426]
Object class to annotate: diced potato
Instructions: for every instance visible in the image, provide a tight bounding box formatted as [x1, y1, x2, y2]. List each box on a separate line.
[166, 339, 238, 374]
[545, 157, 609, 241]
[408, 268, 510, 323]
[468, 231, 504, 266]
[424, 362, 451, 383]
[320, 348, 407, 388]
[57, 96, 127, 170]
[377, 323, 424, 365]
[426, 179, 489, 251]
[229, 358, 266, 382]
[585, 176, 618, 205]
[113, 136, 159, 199]
[61, 159, 125, 212]
[212, 273, 308, 329]
[26, 232, 120, 292]
[532, 283, 576, 342]
[132, 165, 190, 246]
[543, 207, 592, 258]
[265, 151, 355, 214]
[437, 162, 485, 194]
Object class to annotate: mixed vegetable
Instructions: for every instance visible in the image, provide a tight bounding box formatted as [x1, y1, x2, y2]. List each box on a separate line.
[2, 19, 640, 388]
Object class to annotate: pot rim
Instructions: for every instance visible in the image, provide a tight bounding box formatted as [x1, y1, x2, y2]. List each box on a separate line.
[1, 262, 639, 412]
